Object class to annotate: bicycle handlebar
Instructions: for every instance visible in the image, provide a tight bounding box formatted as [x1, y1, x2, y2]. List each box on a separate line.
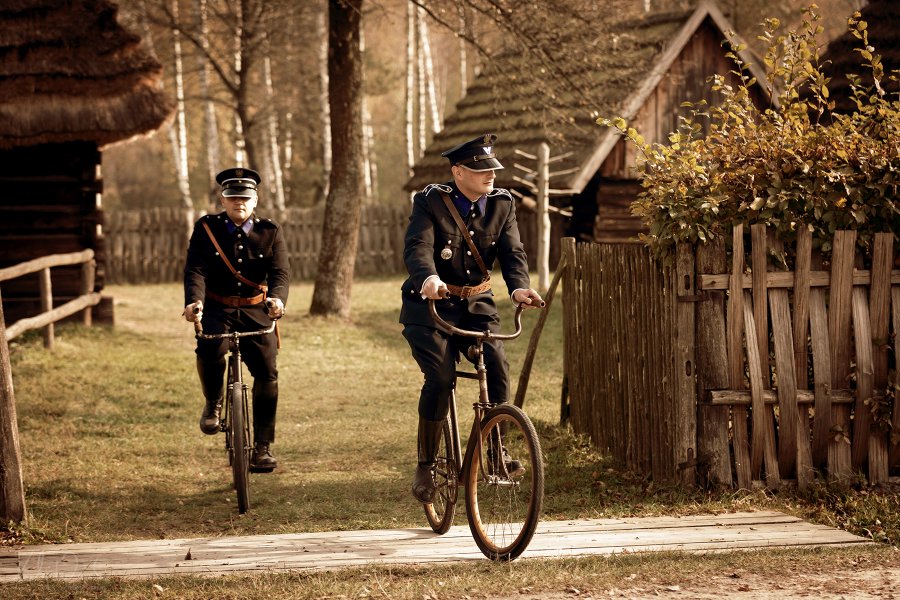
[191, 299, 280, 338]
[428, 297, 531, 340]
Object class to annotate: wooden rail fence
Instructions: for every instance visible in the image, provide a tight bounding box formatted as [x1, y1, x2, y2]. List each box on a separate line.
[0, 250, 99, 349]
[564, 225, 900, 489]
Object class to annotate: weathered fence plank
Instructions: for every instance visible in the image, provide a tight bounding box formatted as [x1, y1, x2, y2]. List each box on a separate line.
[728, 225, 751, 488]
[696, 241, 731, 487]
[828, 231, 856, 478]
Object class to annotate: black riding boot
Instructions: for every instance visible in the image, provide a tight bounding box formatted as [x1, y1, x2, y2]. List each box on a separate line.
[412, 418, 444, 503]
[197, 358, 226, 435]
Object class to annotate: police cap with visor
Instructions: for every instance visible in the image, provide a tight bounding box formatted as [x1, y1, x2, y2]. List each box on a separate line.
[441, 134, 504, 172]
[216, 167, 261, 200]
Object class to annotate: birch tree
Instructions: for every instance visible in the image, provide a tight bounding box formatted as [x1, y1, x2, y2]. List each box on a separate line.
[317, 6, 332, 200]
[310, 0, 365, 318]
[170, 0, 192, 212]
[263, 35, 286, 213]
[196, 0, 221, 211]
[360, 27, 375, 203]
[405, 2, 416, 179]
[419, 9, 442, 133]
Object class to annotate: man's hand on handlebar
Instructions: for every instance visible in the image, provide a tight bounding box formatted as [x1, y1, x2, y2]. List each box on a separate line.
[183, 300, 203, 322]
[512, 288, 544, 308]
[421, 276, 449, 300]
[265, 297, 285, 320]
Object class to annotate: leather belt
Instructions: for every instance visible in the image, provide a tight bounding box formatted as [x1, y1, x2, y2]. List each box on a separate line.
[206, 291, 265, 307]
[445, 280, 492, 299]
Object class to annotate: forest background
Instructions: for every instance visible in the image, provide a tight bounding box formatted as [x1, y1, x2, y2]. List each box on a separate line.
[104, 0, 864, 216]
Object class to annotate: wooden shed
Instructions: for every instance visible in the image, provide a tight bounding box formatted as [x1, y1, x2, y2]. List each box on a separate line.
[0, 0, 172, 325]
[406, 0, 769, 259]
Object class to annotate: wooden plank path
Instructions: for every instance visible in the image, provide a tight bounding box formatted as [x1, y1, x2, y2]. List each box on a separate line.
[0, 511, 869, 581]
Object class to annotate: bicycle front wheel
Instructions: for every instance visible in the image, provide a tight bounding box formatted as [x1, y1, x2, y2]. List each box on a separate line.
[230, 383, 250, 514]
[423, 418, 458, 534]
[464, 403, 543, 561]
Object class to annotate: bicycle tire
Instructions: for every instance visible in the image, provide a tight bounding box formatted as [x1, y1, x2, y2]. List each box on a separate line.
[224, 362, 235, 467]
[231, 382, 251, 514]
[423, 418, 458, 534]
[464, 403, 543, 561]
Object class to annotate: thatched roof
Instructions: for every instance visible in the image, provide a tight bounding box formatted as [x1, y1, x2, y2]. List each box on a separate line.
[819, 0, 900, 113]
[407, 0, 763, 194]
[0, 0, 173, 150]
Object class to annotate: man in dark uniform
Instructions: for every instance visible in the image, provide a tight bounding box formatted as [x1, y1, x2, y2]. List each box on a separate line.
[401, 134, 544, 503]
[182, 167, 290, 471]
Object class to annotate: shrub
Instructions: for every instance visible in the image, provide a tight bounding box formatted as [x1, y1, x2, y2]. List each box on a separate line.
[598, 7, 900, 263]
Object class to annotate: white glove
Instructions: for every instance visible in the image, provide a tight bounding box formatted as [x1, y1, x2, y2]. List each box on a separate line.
[183, 301, 203, 322]
[266, 297, 285, 319]
[420, 276, 447, 300]
[512, 288, 544, 308]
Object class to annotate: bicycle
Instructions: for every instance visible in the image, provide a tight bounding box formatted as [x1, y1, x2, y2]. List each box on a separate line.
[193, 303, 276, 514]
[422, 296, 545, 561]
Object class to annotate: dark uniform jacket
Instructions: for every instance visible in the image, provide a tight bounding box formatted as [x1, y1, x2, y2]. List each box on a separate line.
[400, 182, 530, 327]
[184, 212, 290, 327]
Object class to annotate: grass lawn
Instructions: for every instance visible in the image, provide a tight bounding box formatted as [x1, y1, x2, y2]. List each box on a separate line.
[4, 275, 900, 598]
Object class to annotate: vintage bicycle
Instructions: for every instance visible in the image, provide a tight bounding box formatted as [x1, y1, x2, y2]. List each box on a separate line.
[193, 303, 276, 514]
[423, 296, 545, 561]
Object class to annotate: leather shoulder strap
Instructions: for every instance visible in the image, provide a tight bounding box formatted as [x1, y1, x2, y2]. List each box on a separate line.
[438, 191, 490, 281]
[201, 221, 268, 294]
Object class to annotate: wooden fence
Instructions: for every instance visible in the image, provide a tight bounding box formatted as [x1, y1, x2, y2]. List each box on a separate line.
[104, 203, 561, 285]
[564, 225, 900, 489]
[0, 250, 99, 348]
[104, 205, 411, 284]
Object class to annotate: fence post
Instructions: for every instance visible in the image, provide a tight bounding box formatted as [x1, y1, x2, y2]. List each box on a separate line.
[675, 243, 697, 486]
[536, 142, 551, 292]
[39, 266, 54, 349]
[560, 237, 576, 425]
[696, 240, 732, 487]
[0, 290, 27, 524]
[81, 258, 96, 327]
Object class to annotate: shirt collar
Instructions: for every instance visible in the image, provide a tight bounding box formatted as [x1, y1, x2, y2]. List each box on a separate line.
[448, 181, 487, 218]
[224, 215, 254, 235]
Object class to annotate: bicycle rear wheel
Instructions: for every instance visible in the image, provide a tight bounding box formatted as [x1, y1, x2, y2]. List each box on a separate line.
[423, 418, 458, 534]
[231, 382, 251, 513]
[464, 403, 543, 561]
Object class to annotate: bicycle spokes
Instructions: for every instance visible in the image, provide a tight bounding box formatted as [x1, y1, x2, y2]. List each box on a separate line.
[465, 405, 543, 561]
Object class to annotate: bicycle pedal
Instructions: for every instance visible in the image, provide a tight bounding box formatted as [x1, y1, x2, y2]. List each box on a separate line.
[249, 465, 276, 473]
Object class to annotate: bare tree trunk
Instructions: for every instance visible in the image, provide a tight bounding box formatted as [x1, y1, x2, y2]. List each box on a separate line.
[170, 0, 192, 212]
[419, 9, 441, 133]
[309, 0, 364, 318]
[233, 6, 246, 167]
[415, 7, 426, 157]
[405, 1, 416, 181]
[197, 0, 220, 213]
[458, 4, 468, 94]
[317, 6, 332, 201]
[263, 38, 286, 213]
[360, 27, 374, 204]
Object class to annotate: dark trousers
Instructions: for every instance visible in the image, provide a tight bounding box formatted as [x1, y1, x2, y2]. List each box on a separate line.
[196, 307, 279, 443]
[403, 313, 510, 422]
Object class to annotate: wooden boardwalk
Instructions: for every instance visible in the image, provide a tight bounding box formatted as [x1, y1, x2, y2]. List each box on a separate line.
[0, 511, 869, 581]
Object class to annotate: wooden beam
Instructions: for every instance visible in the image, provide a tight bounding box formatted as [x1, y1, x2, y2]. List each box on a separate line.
[698, 269, 900, 291]
[0, 250, 94, 283]
[0, 290, 26, 525]
[5, 293, 101, 341]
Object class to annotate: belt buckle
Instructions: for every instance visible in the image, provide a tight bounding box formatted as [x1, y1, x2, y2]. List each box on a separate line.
[459, 285, 473, 299]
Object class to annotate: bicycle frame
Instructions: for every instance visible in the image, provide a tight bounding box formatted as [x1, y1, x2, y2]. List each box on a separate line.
[193, 318, 276, 513]
[428, 300, 525, 487]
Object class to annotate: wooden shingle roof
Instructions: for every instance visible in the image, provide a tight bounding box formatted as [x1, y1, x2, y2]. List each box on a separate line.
[407, 0, 763, 194]
[0, 0, 173, 150]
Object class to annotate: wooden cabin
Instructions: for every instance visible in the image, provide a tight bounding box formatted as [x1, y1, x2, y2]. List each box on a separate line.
[0, 0, 172, 325]
[406, 0, 769, 264]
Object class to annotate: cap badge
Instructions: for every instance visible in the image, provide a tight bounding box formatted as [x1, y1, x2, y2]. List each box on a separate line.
[440, 248, 453, 260]
[235, 168, 244, 177]
[483, 134, 491, 144]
